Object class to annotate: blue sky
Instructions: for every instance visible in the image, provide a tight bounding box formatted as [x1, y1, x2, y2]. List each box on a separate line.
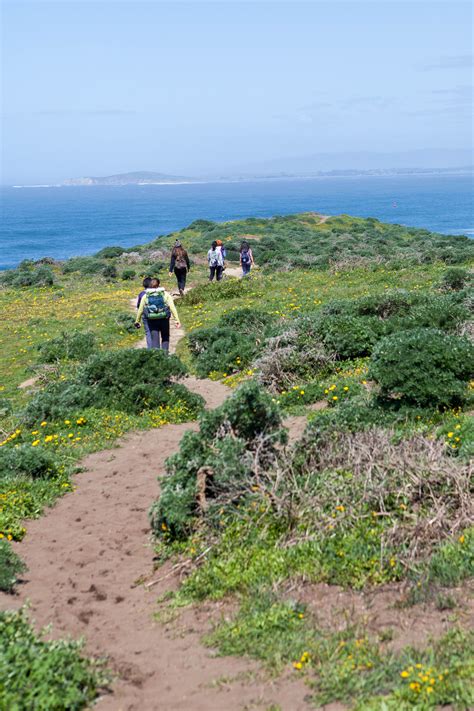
[1, 0, 472, 183]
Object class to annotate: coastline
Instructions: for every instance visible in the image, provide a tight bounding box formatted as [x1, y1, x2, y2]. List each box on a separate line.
[1, 174, 473, 271]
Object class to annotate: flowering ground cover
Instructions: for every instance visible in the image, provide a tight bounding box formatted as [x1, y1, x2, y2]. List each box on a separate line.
[147, 215, 473, 708]
[0, 214, 473, 708]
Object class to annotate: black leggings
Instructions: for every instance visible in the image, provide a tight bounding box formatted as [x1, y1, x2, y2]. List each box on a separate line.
[209, 265, 224, 281]
[174, 267, 187, 291]
[148, 319, 170, 350]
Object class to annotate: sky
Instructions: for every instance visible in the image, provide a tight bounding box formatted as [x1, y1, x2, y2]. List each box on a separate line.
[1, 0, 473, 183]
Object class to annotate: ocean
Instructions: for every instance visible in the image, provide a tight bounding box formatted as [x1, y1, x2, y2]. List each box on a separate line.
[1, 175, 473, 270]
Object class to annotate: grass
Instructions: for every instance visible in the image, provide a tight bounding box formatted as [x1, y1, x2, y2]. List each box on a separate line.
[0, 539, 27, 592]
[205, 595, 474, 709]
[0, 608, 109, 710]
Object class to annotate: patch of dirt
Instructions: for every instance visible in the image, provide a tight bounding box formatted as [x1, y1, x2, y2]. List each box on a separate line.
[1, 367, 311, 709]
[284, 401, 327, 444]
[298, 581, 474, 653]
[223, 265, 243, 279]
[18, 376, 39, 389]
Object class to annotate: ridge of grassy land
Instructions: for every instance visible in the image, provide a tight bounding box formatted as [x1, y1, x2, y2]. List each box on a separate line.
[0, 212, 473, 709]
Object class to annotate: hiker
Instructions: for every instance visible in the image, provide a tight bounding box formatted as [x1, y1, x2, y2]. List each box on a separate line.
[169, 240, 190, 296]
[136, 276, 152, 348]
[240, 240, 254, 276]
[207, 240, 224, 281]
[135, 277, 181, 351]
[216, 239, 226, 265]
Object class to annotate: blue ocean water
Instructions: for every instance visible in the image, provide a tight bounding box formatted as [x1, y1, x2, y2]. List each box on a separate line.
[1, 175, 473, 270]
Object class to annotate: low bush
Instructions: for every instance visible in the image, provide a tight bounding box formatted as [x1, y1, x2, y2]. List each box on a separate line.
[188, 326, 259, 377]
[368, 328, 474, 407]
[101, 264, 117, 280]
[149, 382, 285, 540]
[0, 540, 27, 592]
[181, 277, 248, 305]
[62, 257, 106, 275]
[0, 265, 55, 288]
[37, 331, 97, 363]
[95, 245, 127, 259]
[315, 313, 381, 359]
[256, 326, 335, 390]
[218, 307, 277, 335]
[0, 608, 108, 710]
[0, 444, 60, 479]
[142, 261, 167, 276]
[115, 312, 139, 333]
[440, 267, 471, 291]
[24, 349, 204, 423]
[188, 308, 277, 377]
[121, 268, 136, 280]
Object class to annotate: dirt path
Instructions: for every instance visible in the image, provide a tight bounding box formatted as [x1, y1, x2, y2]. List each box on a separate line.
[2, 304, 312, 709]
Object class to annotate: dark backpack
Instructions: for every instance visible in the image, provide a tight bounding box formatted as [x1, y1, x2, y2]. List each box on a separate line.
[175, 253, 187, 269]
[241, 249, 251, 265]
[144, 291, 171, 319]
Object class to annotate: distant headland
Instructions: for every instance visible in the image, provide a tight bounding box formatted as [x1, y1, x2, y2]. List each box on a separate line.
[62, 171, 199, 186]
[58, 165, 473, 188]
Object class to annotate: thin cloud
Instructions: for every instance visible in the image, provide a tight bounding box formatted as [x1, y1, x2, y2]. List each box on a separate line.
[420, 54, 473, 70]
[34, 108, 136, 116]
[341, 96, 394, 110]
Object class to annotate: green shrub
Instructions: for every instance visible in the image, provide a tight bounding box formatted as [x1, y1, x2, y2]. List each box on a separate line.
[115, 312, 139, 333]
[0, 540, 27, 592]
[188, 326, 259, 377]
[218, 308, 277, 335]
[440, 267, 471, 291]
[95, 245, 127, 259]
[115, 311, 137, 334]
[368, 328, 474, 407]
[37, 331, 97, 363]
[0, 608, 108, 710]
[1, 265, 55, 288]
[121, 268, 136, 280]
[182, 277, 247, 305]
[427, 528, 474, 587]
[0, 444, 60, 479]
[24, 349, 204, 423]
[313, 313, 381, 359]
[390, 293, 470, 334]
[142, 261, 166, 276]
[62, 257, 105, 275]
[149, 382, 285, 540]
[101, 264, 117, 280]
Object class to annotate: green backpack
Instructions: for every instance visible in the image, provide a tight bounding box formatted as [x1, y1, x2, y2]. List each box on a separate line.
[144, 291, 171, 319]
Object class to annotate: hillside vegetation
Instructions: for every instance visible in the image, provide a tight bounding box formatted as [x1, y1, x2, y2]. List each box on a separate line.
[1, 213, 473, 709]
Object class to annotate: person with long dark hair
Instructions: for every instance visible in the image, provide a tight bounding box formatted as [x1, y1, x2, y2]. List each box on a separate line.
[169, 240, 190, 296]
[207, 240, 224, 281]
[240, 240, 254, 276]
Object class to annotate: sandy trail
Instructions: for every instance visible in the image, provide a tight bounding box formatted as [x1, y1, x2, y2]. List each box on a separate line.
[2, 299, 312, 709]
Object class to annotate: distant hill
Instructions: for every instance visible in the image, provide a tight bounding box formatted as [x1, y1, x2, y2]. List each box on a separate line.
[62, 171, 198, 186]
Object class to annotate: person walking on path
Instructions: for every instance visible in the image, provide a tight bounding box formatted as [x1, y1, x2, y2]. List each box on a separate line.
[240, 241, 254, 276]
[215, 239, 226, 266]
[135, 278, 181, 351]
[136, 277, 153, 348]
[169, 240, 190, 296]
[207, 240, 224, 282]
